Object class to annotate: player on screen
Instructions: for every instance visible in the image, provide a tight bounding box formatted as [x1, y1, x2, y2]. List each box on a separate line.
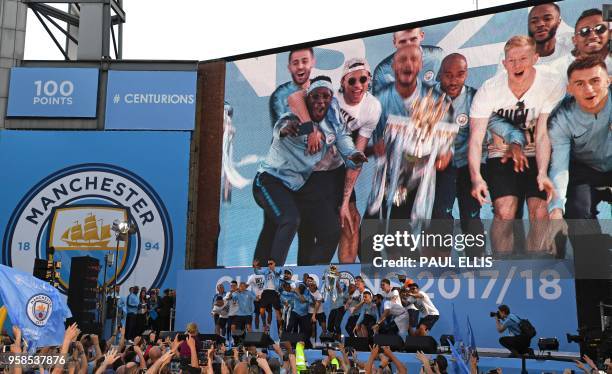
[371, 28, 444, 96]
[468, 35, 566, 255]
[541, 57, 611, 227]
[253, 76, 366, 266]
[425, 53, 487, 255]
[254, 48, 318, 266]
[496, 3, 572, 75]
[269, 48, 316, 127]
[287, 57, 382, 263]
[555, 9, 612, 79]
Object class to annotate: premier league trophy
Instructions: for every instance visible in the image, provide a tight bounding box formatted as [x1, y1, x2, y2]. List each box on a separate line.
[321, 265, 340, 303]
[221, 102, 250, 203]
[367, 89, 458, 222]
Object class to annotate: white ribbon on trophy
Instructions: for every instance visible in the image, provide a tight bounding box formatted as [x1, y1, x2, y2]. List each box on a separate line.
[221, 103, 251, 203]
[367, 89, 459, 227]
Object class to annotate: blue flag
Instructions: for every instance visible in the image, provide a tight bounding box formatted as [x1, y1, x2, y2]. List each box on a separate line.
[0, 264, 72, 351]
[449, 338, 471, 374]
[467, 315, 477, 354]
[452, 304, 465, 346]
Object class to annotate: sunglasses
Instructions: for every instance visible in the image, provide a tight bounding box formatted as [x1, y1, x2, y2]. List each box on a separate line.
[576, 24, 608, 37]
[348, 76, 369, 86]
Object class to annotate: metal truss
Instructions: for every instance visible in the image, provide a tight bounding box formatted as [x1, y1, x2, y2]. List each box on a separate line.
[22, 0, 125, 60]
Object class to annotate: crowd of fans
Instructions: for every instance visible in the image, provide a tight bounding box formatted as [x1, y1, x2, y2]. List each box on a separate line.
[0, 321, 610, 374]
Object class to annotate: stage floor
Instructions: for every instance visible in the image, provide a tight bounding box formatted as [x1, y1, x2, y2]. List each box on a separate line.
[301, 349, 579, 373]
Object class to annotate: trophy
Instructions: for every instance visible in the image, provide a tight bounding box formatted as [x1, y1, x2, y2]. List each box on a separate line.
[367, 88, 458, 222]
[321, 265, 340, 303]
[221, 102, 250, 203]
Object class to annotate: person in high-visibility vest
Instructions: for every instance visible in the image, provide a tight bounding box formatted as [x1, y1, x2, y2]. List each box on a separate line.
[295, 341, 308, 372]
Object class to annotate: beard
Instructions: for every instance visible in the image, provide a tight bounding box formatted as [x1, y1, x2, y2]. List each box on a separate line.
[528, 23, 559, 44]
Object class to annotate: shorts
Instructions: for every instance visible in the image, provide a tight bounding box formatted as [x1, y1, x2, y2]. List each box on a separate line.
[234, 315, 252, 330]
[418, 315, 439, 330]
[217, 317, 228, 330]
[254, 299, 261, 314]
[361, 314, 376, 329]
[309, 312, 326, 324]
[407, 309, 420, 328]
[486, 157, 546, 201]
[260, 290, 281, 310]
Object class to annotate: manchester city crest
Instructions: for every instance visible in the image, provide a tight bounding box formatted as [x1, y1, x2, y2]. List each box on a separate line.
[456, 113, 469, 127]
[27, 294, 53, 326]
[423, 70, 435, 82]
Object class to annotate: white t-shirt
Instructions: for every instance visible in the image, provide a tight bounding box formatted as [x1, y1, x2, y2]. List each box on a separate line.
[308, 289, 324, 314]
[470, 65, 566, 158]
[313, 92, 382, 171]
[337, 92, 382, 139]
[552, 53, 612, 83]
[212, 302, 230, 318]
[383, 299, 410, 330]
[247, 274, 265, 297]
[407, 292, 439, 317]
[225, 291, 240, 316]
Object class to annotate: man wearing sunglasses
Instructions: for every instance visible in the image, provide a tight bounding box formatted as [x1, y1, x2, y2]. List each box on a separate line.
[372, 28, 444, 96]
[468, 35, 566, 255]
[286, 58, 381, 264]
[556, 8, 612, 82]
[253, 76, 367, 265]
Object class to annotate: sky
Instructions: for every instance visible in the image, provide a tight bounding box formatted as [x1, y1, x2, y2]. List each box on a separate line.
[23, 0, 516, 61]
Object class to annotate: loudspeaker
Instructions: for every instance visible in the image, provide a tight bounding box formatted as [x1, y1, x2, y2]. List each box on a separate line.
[243, 332, 273, 347]
[33, 258, 49, 281]
[67, 256, 100, 329]
[439, 334, 455, 347]
[404, 336, 438, 354]
[374, 334, 404, 351]
[344, 337, 370, 352]
[280, 332, 304, 345]
[198, 334, 226, 344]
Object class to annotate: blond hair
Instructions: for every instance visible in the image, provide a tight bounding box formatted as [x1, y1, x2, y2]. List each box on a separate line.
[186, 322, 199, 335]
[504, 35, 536, 55]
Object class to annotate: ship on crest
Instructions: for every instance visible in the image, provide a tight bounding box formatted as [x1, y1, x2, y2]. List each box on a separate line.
[61, 213, 112, 248]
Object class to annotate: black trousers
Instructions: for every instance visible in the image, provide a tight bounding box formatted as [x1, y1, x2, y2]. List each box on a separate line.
[499, 335, 531, 355]
[125, 313, 138, 340]
[252, 172, 341, 265]
[297, 168, 344, 265]
[297, 314, 313, 348]
[327, 306, 345, 335]
[345, 315, 359, 337]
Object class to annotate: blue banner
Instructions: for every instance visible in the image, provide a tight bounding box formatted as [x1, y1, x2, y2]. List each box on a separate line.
[105, 70, 197, 130]
[0, 264, 71, 352]
[7, 68, 99, 118]
[176, 262, 579, 352]
[0, 131, 190, 298]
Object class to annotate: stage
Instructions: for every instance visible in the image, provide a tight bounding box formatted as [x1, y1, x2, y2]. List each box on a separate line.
[294, 349, 578, 373]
